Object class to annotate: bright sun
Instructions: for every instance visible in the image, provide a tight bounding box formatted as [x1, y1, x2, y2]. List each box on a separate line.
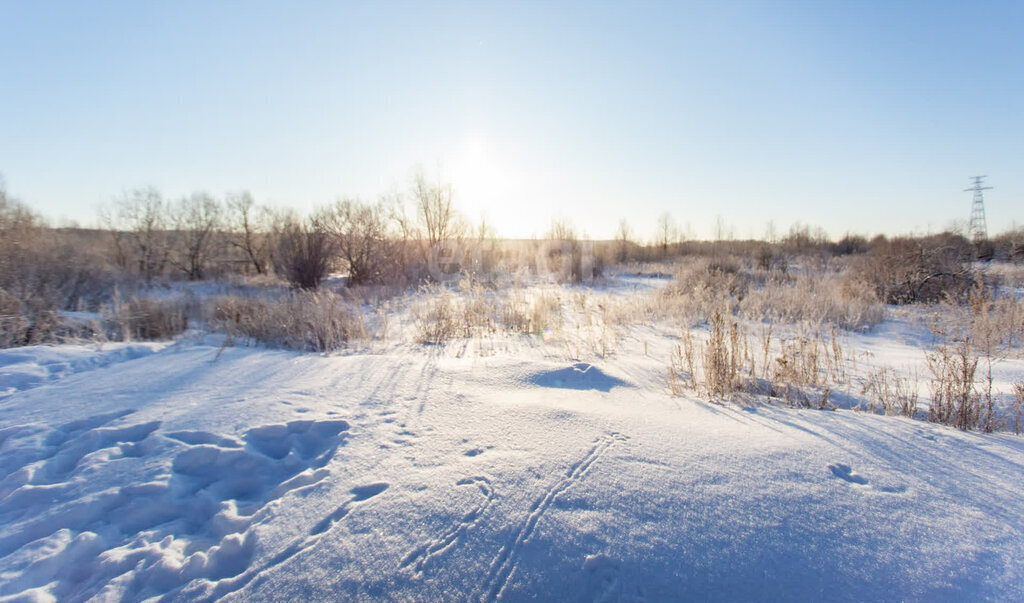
[451, 135, 503, 218]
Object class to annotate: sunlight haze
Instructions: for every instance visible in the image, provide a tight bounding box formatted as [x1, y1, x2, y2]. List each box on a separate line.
[1, 0, 1021, 239]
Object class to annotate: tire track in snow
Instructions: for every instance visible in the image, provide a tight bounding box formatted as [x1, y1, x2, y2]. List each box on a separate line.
[479, 431, 628, 601]
[399, 476, 495, 577]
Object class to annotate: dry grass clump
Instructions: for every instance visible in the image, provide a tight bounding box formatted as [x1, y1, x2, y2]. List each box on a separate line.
[412, 285, 464, 345]
[655, 256, 881, 332]
[1, 290, 38, 347]
[861, 368, 919, 418]
[926, 337, 980, 430]
[670, 258, 750, 298]
[667, 308, 845, 409]
[918, 276, 1024, 433]
[1012, 383, 1024, 436]
[700, 309, 747, 397]
[739, 273, 884, 331]
[207, 290, 366, 352]
[412, 281, 561, 344]
[760, 326, 844, 409]
[2, 288, 190, 347]
[966, 278, 1024, 354]
[503, 288, 560, 336]
[106, 296, 191, 341]
[930, 276, 1024, 355]
[655, 260, 747, 326]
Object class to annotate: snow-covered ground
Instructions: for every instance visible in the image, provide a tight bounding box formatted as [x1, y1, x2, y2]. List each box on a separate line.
[2, 278, 1024, 601]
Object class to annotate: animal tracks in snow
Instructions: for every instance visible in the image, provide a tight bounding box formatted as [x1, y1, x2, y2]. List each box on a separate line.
[828, 463, 869, 485]
[480, 431, 629, 601]
[205, 481, 389, 601]
[0, 416, 354, 601]
[400, 476, 495, 577]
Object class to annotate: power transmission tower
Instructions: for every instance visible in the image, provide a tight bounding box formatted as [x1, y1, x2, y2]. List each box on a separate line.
[965, 175, 991, 242]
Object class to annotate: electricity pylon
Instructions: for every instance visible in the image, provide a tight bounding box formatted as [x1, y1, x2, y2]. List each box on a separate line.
[965, 175, 991, 242]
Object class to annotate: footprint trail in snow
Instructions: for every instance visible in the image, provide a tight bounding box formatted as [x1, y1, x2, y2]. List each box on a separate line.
[480, 431, 629, 601]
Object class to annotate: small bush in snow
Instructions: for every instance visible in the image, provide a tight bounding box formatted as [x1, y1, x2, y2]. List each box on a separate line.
[862, 368, 919, 418]
[701, 308, 746, 398]
[926, 337, 980, 430]
[739, 272, 884, 332]
[851, 233, 974, 305]
[105, 296, 190, 341]
[412, 285, 463, 345]
[207, 291, 365, 352]
[1012, 383, 1024, 436]
[412, 282, 561, 345]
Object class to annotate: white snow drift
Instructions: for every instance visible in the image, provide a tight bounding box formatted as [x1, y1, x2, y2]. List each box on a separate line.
[1, 306, 1023, 601]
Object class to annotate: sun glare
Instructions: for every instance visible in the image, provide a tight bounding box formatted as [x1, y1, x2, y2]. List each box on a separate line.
[451, 134, 505, 220]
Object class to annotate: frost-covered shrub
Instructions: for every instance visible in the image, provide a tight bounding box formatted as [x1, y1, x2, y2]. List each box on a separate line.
[411, 283, 561, 345]
[106, 296, 190, 341]
[862, 368, 919, 418]
[412, 285, 463, 344]
[926, 337, 980, 430]
[851, 233, 974, 304]
[701, 308, 745, 398]
[1012, 383, 1024, 436]
[207, 291, 365, 351]
[0, 292, 62, 347]
[670, 258, 750, 300]
[272, 216, 334, 290]
[0, 195, 115, 347]
[739, 273, 884, 331]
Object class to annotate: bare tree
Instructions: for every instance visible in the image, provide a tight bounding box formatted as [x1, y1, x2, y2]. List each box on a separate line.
[2, 181, 104, 346]
[106, 187, 169, 283]
[273, 211, 334, 289]
[412, 171, 463, 248]
[226, 191, 272, 275]
[615, 219, 632, 264]
[657, 212, 675, 257]
[714, 214, 731, 242]
[472, 213, 499, 274]
[0, 181, 42, 298]
[545, 219, 590, 282]
[168, 192, 222, 280]
[322, 199, 394, 286]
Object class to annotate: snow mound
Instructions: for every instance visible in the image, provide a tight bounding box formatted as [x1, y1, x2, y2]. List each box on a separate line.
[0, 343, 167, 399]
[527, 363, 630, 392]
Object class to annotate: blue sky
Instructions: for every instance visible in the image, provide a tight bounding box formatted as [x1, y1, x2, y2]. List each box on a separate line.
[1, 0, 1021, 239]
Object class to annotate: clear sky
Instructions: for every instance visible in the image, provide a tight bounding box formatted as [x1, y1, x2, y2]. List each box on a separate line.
[1, 0, 1021, 240]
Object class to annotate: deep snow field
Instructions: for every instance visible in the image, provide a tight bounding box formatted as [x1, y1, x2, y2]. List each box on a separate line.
[2, 275, 1024, 602]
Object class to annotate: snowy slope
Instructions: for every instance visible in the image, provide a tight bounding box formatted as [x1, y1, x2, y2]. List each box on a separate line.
[2, 337, 1023, 602]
